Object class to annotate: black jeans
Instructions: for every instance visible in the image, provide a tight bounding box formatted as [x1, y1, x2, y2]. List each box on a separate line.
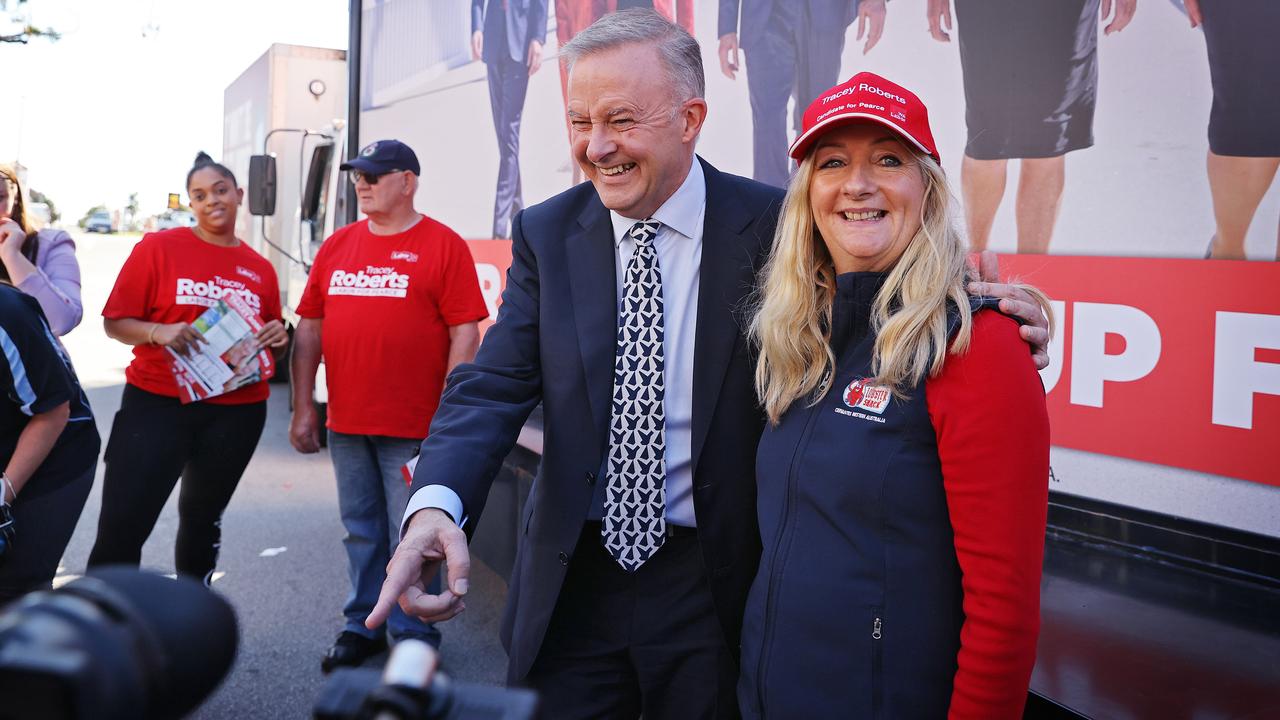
[0, 453, 97, 604]
[88, 385, 266, 583]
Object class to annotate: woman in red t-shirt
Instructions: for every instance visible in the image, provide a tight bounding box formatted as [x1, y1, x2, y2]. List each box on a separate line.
[88, 153, 288, 585]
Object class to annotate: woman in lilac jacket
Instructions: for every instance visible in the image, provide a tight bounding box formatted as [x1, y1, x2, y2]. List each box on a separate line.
[0, 166, 83, 335]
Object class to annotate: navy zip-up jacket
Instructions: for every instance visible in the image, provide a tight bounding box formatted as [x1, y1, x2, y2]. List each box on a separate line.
[739, 272, 1049, 719]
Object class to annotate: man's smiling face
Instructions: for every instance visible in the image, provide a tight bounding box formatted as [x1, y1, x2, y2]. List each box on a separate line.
[567, 42, 704, 220]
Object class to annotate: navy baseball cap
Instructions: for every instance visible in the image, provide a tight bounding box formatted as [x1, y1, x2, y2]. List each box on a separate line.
[340, 139, 421, 176]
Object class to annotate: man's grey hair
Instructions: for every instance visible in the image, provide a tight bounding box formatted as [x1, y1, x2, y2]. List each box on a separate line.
[561, 8, 705, 102]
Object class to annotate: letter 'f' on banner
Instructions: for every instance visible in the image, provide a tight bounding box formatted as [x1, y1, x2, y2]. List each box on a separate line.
[1213, 312, 1280, 429]
[996, 254, 1277, 484]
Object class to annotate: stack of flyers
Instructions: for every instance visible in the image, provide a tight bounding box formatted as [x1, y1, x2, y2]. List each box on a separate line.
[169, 292, 275, 403]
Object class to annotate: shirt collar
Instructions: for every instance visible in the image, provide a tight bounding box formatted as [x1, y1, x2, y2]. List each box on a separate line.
[609, 156, 705, 246]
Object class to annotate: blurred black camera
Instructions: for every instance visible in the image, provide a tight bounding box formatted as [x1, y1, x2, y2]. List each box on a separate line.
[0, 567, 238, 720]
[1, 567, 535, 720]
[314, 640, 538, 720]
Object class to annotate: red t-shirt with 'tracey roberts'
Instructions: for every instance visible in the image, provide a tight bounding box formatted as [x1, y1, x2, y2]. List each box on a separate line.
[102, 227, 282, 405]
[296, 216, 488, 439]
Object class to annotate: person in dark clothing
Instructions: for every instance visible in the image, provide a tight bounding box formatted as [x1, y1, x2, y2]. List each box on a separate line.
[0, 281, 98, 603]
[473, 0, 550, 239]
[741, 72, 1053, 719]
[718, 0, 887, 188]
[1182, 0, 1280, 260]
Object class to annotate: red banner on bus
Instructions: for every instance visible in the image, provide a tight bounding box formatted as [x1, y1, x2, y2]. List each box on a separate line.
[1001, 255, 1279, 486]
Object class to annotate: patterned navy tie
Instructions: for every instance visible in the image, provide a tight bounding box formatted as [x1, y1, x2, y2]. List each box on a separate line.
[602, 218, 667, 572]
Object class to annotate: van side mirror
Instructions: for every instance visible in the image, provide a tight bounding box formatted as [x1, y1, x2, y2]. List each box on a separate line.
[301, 143, 335, 224]
[248, 155, 277, 216]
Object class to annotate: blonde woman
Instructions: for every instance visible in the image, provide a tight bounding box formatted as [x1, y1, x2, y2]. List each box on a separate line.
[739, 73, 1053, 719]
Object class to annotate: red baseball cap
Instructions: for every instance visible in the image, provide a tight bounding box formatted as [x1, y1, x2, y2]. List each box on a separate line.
[789, 72, 940, 164]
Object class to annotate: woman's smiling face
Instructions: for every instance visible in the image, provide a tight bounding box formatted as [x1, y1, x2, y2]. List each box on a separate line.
[808, 122, 926, 274]
[187, 167, 242, 235]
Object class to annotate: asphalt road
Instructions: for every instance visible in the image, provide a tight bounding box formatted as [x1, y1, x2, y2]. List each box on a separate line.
[52, 230, 509, 719]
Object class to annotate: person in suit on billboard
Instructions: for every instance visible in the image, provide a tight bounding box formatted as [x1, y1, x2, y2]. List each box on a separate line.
[717, 0, 887, 188]
[474, 0, 551, 239]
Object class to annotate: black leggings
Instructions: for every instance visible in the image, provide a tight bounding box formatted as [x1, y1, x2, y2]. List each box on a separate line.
[88, 385, 267, 583]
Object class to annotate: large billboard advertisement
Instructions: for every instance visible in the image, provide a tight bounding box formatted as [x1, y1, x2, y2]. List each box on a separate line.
[359, 0, 1279, 534]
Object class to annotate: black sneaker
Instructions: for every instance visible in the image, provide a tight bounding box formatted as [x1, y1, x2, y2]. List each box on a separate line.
[321, 630, 387, 674]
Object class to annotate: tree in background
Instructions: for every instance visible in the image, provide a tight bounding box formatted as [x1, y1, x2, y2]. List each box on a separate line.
[78, 204, 107, 229]
[29, 188, 59, 223]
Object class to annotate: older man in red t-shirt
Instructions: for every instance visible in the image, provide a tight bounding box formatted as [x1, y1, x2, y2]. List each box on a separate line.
[290, 139, 489, 672]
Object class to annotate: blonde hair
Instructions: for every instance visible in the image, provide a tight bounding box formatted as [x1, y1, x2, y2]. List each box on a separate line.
[749, 149, 1053, 425]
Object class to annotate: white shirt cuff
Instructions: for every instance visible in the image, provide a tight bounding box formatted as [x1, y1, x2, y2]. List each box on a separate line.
[401, 485, 467, 539]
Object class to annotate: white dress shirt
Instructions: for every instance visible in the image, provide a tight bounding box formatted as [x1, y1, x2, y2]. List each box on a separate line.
[403, 157, 706, 531]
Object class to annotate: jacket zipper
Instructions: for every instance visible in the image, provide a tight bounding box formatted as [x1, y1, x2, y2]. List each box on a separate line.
[755, 401, 825, 714]
[872, 614, 884, 718]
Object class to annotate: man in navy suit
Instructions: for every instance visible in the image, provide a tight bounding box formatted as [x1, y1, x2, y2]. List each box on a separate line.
[370, 10, 1049, 719]
[718, 0, 887, 187]
[473, 0, 550, 239]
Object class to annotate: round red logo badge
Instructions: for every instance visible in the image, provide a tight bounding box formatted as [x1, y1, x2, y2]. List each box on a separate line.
[844, 379, 865, 408]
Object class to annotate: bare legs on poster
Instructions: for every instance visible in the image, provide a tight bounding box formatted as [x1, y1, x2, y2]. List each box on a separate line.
[1205, 152, 1280, 261]
[962, 155, 1005, 253]
[962, 154, 1065, 255]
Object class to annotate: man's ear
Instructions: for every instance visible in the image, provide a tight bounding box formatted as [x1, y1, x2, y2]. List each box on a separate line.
[681, 98, 709, 144]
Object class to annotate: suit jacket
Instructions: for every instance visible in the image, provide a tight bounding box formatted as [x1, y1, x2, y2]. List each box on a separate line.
[717, 0, 859, 50]
[474, 0, 551, 65]
[410, 157, 783, 681]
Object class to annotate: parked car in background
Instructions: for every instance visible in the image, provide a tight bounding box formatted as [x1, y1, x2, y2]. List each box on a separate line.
[84, 210, 114, 233]
[155, 209, 196, 230]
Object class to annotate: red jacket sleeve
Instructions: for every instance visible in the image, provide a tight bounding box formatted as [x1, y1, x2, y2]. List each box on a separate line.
[926, 310, 1050, 720]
